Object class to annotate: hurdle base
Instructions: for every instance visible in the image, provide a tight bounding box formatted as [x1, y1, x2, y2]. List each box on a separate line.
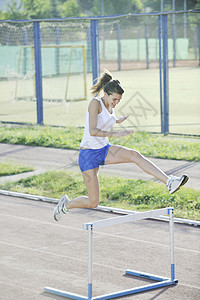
[94, 269, 178, 300]
[44, 287, 88, 299]
[44, 269, 178, 300]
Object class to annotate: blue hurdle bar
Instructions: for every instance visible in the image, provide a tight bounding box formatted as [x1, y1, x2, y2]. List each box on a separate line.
[44, 207, 177, 299]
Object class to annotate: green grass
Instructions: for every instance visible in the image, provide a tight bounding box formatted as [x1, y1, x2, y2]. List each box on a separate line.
[0, 125, 199, 161]
[0, 161, 34, 176]
[0, 125, 83, 150]
[0, 125, 199, 221]
[0, 170, 199, 220]
[111, 132, 200, 161]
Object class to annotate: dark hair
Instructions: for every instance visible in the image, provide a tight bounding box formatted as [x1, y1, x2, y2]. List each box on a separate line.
[91, 69, 124, 96]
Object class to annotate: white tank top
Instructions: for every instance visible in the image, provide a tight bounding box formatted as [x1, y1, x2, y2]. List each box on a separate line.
[80, 97, 116, 149]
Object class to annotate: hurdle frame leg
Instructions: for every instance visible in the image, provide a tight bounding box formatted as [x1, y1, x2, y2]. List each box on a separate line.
[124, 207, 177, 283]
[170, 207, 176, 282]
[93, 208, 178, 300]
[44, 224, 94, 300]
[88, 224, 93, 299]
[44, 207, 178, 299]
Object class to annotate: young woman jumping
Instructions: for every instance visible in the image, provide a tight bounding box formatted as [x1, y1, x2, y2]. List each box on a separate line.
[53, 70, 189, 221]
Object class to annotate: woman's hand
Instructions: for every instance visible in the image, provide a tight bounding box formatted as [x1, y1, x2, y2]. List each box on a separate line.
[116, 115, 129, 124]
[114, 129, 134, 137]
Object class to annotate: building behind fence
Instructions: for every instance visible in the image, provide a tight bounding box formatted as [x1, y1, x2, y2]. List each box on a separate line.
[0, 10, 199, 135]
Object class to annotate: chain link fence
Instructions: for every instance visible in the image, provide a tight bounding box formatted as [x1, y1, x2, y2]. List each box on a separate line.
[0, 11, 199, 135]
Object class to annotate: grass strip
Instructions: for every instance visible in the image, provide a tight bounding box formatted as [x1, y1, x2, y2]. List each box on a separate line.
[0, 170, 199, 221]
[0, 125, 199, 161]
[0, 161, 34, 176]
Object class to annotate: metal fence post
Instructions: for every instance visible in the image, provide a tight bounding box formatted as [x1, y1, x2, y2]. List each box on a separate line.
[162, 14, 169, 135]
[55, 27, 60, 75]
[33, 21, 43, 125]
[23, 28, 28, 75]
[117, 24, 121, 71]
[137, 28, 140, 61]
[194, 26, 197, 60]
[198, 23, 200, 66]
[86, 26, 92, 73]
[145, 24, 149, 69]
[90, 19, 100, 84]
[172, 1, 176, 67]
[172, 23, 176, 67]
[158, 15, 164, 134]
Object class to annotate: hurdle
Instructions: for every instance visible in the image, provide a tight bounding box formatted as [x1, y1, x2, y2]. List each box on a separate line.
[44, 207, 178, 299]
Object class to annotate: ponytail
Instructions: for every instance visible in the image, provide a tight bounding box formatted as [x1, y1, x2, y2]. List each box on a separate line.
[91, 69, 112, 96]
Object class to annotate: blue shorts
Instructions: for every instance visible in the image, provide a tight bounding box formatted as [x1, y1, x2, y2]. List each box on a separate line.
[78, 143, 111, 172]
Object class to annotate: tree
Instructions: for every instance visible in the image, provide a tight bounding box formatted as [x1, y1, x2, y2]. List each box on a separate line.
[188, 0, 200, 23]
[0, 0, 145, 20]
[59, 0, 79, 17]
[50, 0, 60, 18]
[0, 0, 25, 20]
[143, 0, 198, 12]
[21, 0, 52, 19]
[79, 0, 94, 14]
[92, 0, 143, 16]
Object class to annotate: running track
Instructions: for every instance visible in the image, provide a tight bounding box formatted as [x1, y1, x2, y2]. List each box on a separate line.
[0, 194, 199, 300]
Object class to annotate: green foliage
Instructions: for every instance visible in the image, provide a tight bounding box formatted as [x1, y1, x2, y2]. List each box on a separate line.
[60, 0, 79, 17]
[79, 0, 94, 15]
[0, 0, 198, 20]
[92, 0, 143, 15]
[144, 0, 198, 12]
[50, 0, 60, 18]
[0, 125, 199, 161]
[0, 161, 33, 176]
[0, 125, 83, 149]
[22, 0, 53, 19]
[1, 170, 199, 220]
[188, 0, 200, 23]
[0, 0, 144, 20]
[0, 170, 87, 198]
[0, 0, 26, 20]
[110, 132, 200, 161]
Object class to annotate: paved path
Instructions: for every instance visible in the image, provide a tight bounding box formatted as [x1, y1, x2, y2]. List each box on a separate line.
[0, 143, 199, 190]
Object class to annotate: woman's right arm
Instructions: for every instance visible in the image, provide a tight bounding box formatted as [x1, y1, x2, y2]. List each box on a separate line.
[88, 99, 134, 138]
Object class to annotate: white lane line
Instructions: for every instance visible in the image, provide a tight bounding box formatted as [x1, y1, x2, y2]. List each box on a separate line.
[0, 241, 200, 292]
[178, 282, 200, 290]
[0, 240, 119, 272]
[60, 241, 76, 246]
[93, 234, 103, 239]
[0, 213, 82, 231]
[0, 213, 199, 254]
[113, 232, 124, 235]
[35, 246, 49, 251]
[0, 241, 86, 265]
[97, 231, 200, 255]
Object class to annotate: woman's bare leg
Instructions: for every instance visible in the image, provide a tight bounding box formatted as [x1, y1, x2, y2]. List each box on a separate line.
[105, 145, 169, 184]
[66, 168, 100, 210]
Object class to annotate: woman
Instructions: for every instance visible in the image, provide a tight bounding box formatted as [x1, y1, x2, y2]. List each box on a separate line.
[53, 70, 188, 221]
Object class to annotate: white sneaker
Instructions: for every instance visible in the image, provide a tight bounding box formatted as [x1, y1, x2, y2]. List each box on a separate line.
[166, 175, 189, 194]
[53, 195, 70, 221]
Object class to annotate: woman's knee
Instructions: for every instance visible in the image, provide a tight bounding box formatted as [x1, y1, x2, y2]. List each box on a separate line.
[88, 197, 99, 208]
[130, 149, 143, 163]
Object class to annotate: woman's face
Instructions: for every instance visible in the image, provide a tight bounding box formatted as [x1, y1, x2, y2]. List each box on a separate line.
[104, 92, 122, 109]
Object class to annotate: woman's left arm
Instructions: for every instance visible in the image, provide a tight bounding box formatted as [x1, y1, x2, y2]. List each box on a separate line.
[116, 115, 129, 124]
